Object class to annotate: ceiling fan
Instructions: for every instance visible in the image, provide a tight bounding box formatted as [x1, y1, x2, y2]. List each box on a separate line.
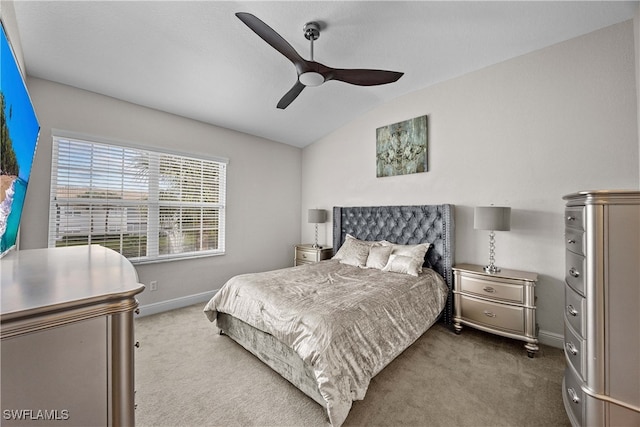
[236, 12, 404, 109]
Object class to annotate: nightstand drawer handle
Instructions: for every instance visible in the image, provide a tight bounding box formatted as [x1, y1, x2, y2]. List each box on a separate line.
[566, 304, 578, 317]
[569, 268, 580, 278]
[567, 388, 580, 404]
[565, 342, 578, 356]
[302, 253, 307, 258]
[482, 286, 496, 293]
[483, 310, 496, 318]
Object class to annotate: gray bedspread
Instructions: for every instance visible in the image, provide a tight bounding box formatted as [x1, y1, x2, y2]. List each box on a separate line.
[204, 259, 448, 426]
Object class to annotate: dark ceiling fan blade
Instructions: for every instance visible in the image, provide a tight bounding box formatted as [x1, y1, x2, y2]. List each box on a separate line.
[328, 69, 404, 86]
[277, 81, 305, 109]
[236, 12, 306, 67]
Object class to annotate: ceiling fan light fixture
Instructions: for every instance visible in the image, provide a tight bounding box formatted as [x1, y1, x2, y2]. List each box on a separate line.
[299, 71, 324, 87]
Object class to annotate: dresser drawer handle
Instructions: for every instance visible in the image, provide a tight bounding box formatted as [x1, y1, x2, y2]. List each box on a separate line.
[566, 304, 578, 317]
[565, 342, 578, 356]
[302, 253, 307, 258]
[483, 310, 496, 318]
[567, 387, 580, 404]
[567, 215, 576, 222]
[567, 239, 576, 245]
[482, 286, 496, 293]
[569, 268, 580, 278]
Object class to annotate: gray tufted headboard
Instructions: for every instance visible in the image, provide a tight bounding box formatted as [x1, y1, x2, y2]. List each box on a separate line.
[333, 205, 455, 325]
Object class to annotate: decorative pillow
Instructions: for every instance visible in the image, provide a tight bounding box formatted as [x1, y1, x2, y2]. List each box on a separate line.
[381, 242, 430, 272]
[382, 254, 423, 277]
[332, 235, 372, 267]
[365, 245, 393, 269]
[332, 234, 356, 260]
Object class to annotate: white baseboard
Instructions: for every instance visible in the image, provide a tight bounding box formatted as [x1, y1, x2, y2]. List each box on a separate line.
[538, 329, 564, 349]
[136, 289, 219, 318]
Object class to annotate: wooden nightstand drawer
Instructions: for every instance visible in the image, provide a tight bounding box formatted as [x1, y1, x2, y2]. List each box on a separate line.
[459, 295, 525, 334]
[296, 247, 319, 263]
[294, 245, 332, 266]
[458, 274, 524, 304]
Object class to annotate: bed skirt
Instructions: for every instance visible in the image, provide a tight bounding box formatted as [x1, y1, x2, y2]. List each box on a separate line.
[217, 312, 326, 408]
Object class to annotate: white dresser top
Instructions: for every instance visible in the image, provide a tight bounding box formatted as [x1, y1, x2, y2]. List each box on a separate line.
[1, 245, 143, 323]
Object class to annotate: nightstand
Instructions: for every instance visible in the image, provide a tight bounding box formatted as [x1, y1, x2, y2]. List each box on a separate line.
[294, 244, 333, 266]
[453, 263, 539, 357]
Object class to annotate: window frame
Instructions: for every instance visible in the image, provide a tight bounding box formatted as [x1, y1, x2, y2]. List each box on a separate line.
[48, 130, 227, 264]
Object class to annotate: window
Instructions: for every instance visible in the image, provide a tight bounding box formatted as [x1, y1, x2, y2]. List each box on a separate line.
[49, 133, 226, 263]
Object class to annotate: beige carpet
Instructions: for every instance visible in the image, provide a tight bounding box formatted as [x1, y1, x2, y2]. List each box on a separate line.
[134, 303, 570, 427]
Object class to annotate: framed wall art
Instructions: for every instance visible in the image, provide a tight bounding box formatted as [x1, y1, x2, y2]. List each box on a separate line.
[1, 22, 40, 257]
[376, 115, 427, 177]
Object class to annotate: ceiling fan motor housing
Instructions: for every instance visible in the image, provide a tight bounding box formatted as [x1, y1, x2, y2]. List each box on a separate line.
[300, 21, 324, 86]
[304, 22, 320, 41]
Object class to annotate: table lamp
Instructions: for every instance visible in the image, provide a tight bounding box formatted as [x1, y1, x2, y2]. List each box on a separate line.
[308, 209, 327, 249]
[474, 206, 511, 273]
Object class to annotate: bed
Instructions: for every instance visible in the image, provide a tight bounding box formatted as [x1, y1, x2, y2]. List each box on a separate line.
[204, 205, 454, 426]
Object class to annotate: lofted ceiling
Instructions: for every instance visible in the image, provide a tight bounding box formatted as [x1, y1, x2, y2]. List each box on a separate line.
[11, 1, 639, 148]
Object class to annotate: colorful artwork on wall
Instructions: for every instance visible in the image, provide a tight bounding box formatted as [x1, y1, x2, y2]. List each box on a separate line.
[1, 22, 41, 257]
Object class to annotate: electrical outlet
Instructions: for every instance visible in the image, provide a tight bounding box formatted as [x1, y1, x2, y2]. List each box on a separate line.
[150, 280, 158, 291]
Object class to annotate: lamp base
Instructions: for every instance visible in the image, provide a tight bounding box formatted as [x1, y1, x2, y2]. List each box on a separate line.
[312, 223, 322, 249]
[484, 230, 501, 274]
[484, 264, 501, 274]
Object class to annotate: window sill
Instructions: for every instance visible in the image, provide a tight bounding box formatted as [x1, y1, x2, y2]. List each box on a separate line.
[131, 251, 225, 265]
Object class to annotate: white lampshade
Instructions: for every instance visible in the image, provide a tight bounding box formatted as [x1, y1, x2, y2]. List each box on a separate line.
[308, 209, 327, 224]
[474, 206, 511, 231]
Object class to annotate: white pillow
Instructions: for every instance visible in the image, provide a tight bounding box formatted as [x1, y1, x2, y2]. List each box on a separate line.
[382, 254, 423, 277]
[332, 235, 372, 267]
[381, 242, 430, 272]
[365, 245, 393, 269]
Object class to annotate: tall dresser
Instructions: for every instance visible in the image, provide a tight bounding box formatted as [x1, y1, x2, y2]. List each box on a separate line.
[562, 190, 640, 426]
[1, 245, 144, 426]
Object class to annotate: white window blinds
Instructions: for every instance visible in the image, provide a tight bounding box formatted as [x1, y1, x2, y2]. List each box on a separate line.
[49, 135, 226, 263]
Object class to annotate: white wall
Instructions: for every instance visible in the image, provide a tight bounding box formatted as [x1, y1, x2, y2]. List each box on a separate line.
[21, 78, 302, 309]
[301, 20, 639, 346]
[0, 0, 25, 74]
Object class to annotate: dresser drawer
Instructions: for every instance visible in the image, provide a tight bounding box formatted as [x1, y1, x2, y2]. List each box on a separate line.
[564, 321, 585, 380]
[564, 285, 585, 337]
[565, 228, 585, 256]
[459, 274, 524, 304]
[294, 246, 332, 266]
[459, 295, 524, 334]
[565, 250, 586, 296]
[563, 366, 585, 427]
[296, 248, 320, 263]
[565, 207, 585, 231]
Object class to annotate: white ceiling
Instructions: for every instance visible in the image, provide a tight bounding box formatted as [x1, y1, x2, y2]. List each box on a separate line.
[12, 1, 639, 148]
